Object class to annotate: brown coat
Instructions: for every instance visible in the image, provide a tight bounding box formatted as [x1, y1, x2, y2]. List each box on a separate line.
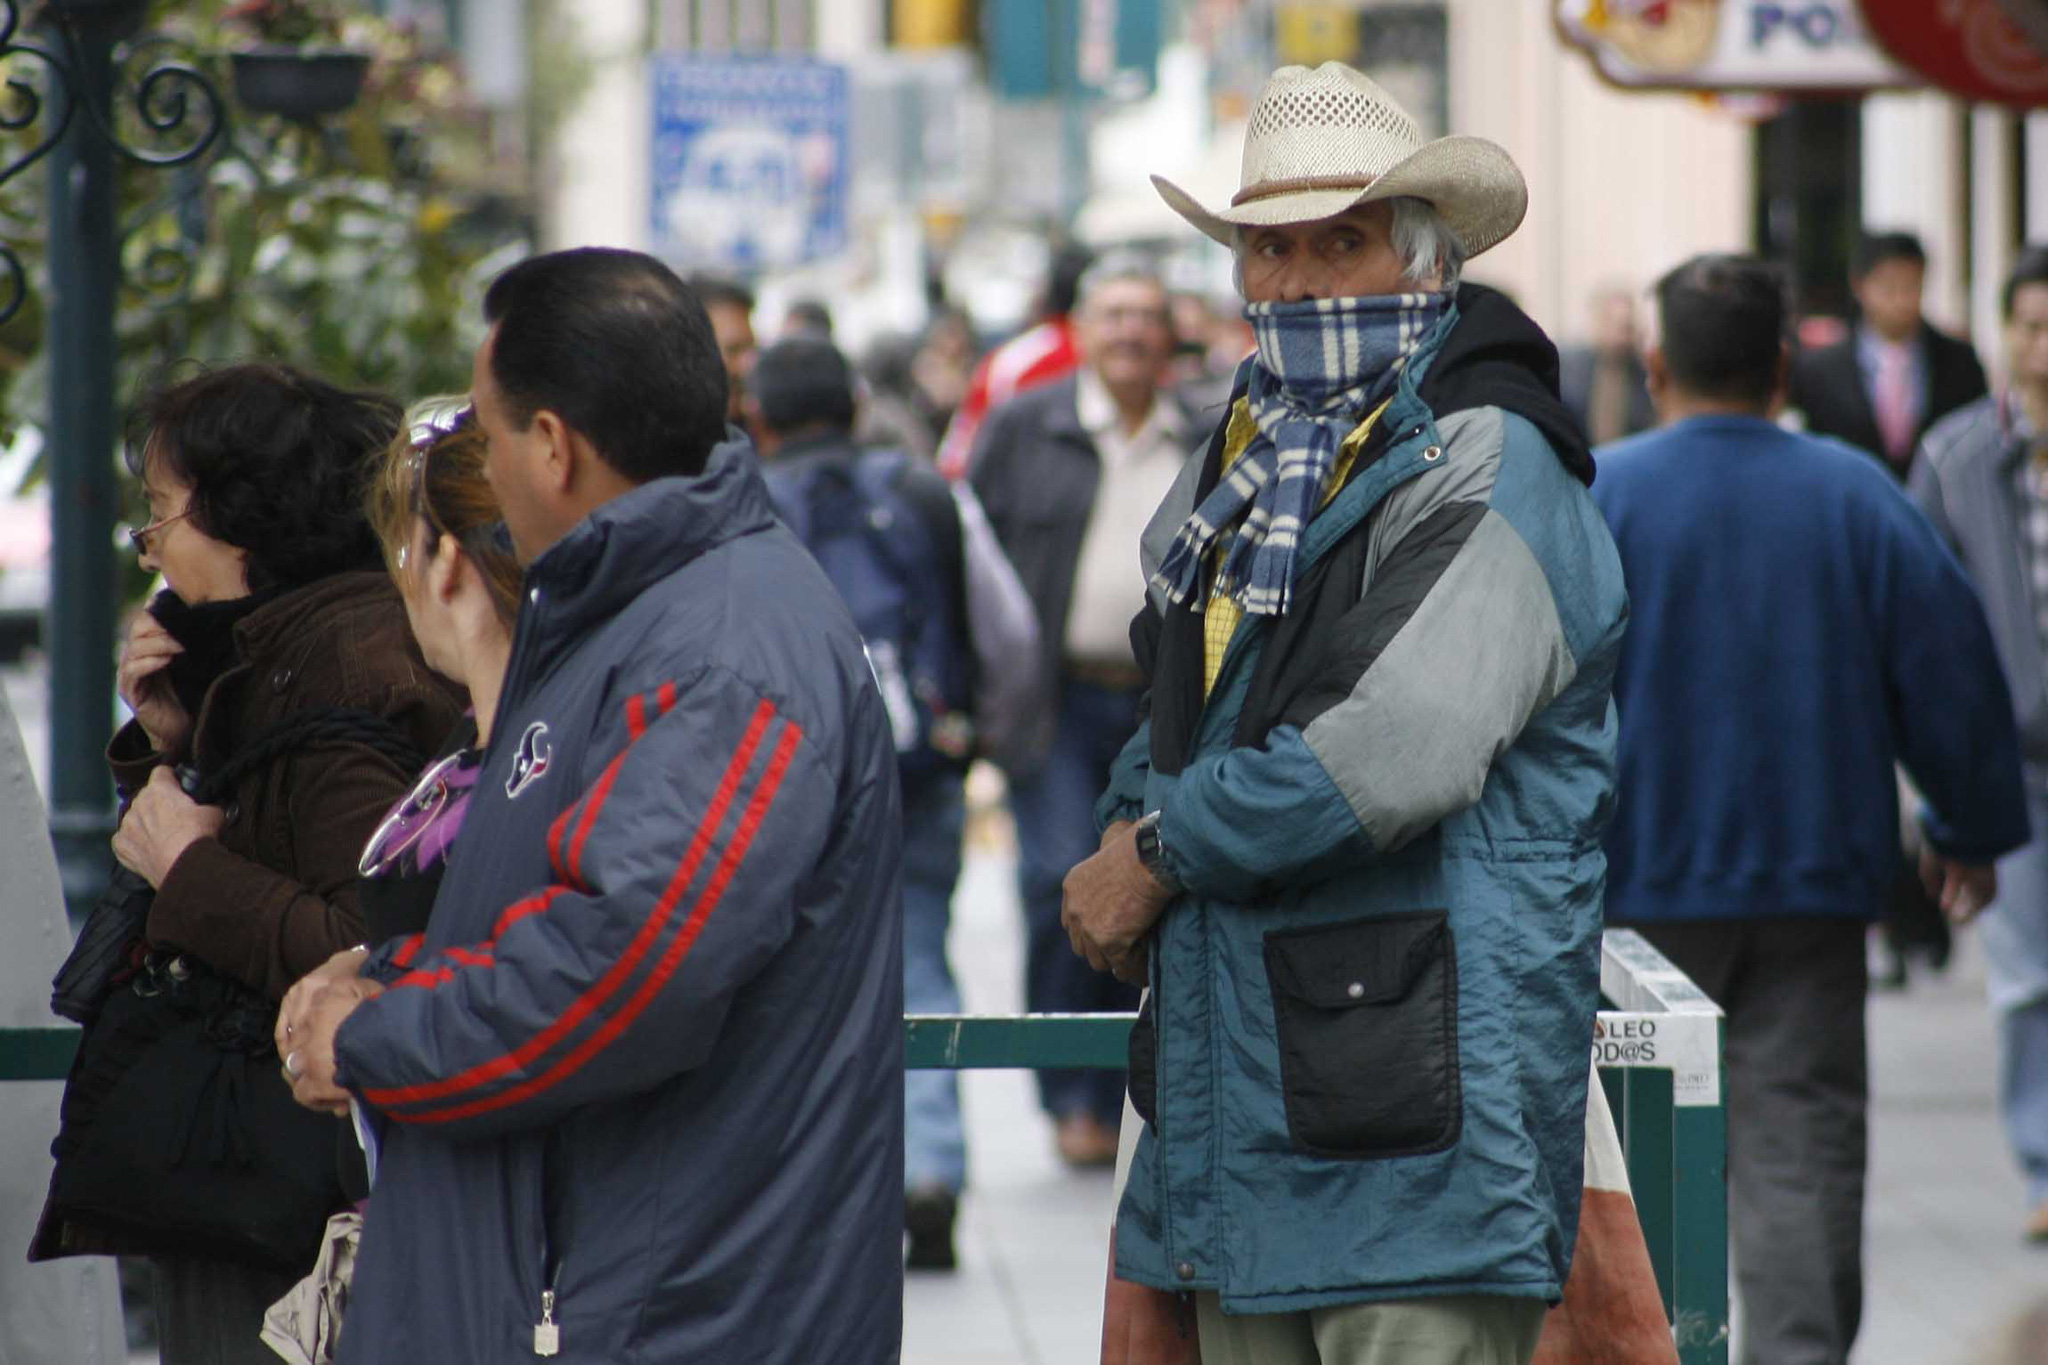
[109, 572, 464, 1000]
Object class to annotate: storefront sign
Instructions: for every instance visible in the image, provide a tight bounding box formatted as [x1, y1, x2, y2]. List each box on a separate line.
[1556, 0, 1914, 91]
[1859, 0, 2048, 106]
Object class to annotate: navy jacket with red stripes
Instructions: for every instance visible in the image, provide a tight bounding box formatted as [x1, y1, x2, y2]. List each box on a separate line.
[332, 437, 905, 1364]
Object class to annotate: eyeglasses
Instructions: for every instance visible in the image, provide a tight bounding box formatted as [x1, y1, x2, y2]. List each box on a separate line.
[127, 506, 193, 554]
[358, 749, 467, 877]
[408, 399, 473, 452]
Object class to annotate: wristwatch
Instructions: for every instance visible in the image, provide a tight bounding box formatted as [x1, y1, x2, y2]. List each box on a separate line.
[1132, 810, 1183, 895]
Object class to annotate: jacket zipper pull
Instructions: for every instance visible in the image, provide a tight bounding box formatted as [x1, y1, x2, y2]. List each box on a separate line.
[533, 1289, 560, 1357]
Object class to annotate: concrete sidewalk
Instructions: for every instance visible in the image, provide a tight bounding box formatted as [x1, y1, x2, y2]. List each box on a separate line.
[915, 821, 2048, 1364]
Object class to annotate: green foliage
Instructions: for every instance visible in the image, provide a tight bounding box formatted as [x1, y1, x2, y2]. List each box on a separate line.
[0, 0, 531, 477]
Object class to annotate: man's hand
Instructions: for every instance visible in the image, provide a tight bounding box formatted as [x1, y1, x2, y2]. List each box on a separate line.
[116, 611, 192, 757]
[110, 766, 223, 888]
[276, 946, 373, 1056]
[282, 977, 383, 1116]
[1919, 845, 1998, 925]
[1062, 822, 1174, 985]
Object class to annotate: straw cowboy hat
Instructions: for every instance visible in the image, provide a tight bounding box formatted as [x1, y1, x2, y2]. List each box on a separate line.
[1153, 62, 1528, 259]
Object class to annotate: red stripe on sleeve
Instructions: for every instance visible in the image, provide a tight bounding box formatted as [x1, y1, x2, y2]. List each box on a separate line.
[361, 699, 779, 1110]
[492, 886, 569, 942]
[398, 720, 804, 1125]
[565, 749, 630, 888]
[626, 693, 648, 741]
[390, 934, 425, 969]
[546, 804, 575, 882]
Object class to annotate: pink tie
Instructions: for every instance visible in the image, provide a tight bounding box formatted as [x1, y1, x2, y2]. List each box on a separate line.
[1874, 346, 1916, 468]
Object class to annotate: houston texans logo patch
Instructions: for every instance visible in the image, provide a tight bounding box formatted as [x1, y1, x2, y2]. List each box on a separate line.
[506, 721, 553, 799]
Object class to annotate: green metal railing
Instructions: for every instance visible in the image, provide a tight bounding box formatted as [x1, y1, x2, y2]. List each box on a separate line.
[2, 930, 1725, 1362]
[904, 928, 1729, 1365]
[1592, 929, 1730, 1365]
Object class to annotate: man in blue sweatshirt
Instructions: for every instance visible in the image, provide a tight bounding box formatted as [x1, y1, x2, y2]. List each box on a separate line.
[1595, 254, 2029, 1365]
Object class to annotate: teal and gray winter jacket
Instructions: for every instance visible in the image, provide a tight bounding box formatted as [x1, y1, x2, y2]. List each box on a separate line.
[1102, 287, 1629, 1312]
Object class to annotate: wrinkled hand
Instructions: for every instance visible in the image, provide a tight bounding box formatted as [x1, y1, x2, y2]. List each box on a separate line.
[1101, 1227, 1202, 1365]
[1919, 845, 1998, 925]
[276, 947, 373, 1056]
[282, 978, 382, 1116]
[1062, 823, 1173, 986]
[110, 766, 222, 888]
[116, 611, 191, 757]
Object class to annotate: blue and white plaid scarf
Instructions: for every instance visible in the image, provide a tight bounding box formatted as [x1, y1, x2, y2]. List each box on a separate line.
[1150, 292, 1447, 617]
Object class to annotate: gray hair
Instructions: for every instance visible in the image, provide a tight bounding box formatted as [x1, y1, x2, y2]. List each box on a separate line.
[1231, 196, 1466, 295]
[1075, 251, 1168, 312]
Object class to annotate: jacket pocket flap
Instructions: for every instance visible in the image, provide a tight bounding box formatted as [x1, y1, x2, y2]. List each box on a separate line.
[1264, 913, 1447, 1010]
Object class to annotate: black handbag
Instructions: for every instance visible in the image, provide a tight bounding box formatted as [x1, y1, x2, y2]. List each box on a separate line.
[31, 708, 423, 1271]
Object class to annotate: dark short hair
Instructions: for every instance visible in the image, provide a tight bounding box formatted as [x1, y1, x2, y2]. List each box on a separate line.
[1854, 231, 1927, 279]
[687, 273, 756, 317]
[1653, 255, 1788, 406]
[483, 248, 729, 482]
[783, 298, 834, 338]
[2005, 245, 2048, 319]
[752, 337, 856, 434]
[1046, 244, 1095, 319]
[127, 362, 399, 594]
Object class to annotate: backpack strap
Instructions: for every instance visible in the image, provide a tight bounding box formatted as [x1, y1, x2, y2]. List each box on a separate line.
[855, 449, 971, 681]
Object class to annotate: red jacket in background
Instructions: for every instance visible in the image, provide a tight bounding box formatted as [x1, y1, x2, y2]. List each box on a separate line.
[936, 315, 1080, 479]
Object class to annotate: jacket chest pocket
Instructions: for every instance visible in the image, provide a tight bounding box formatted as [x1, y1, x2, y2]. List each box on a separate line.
[1263, 911, 1460, 1159]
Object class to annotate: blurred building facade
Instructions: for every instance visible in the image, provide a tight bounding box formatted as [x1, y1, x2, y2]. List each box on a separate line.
[433, 0, 2045, 375]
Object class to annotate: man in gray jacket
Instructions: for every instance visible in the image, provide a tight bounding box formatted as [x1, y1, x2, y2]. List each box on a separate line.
[1910, 244, 2048, 1241]
[969, 254, 1191, 1165]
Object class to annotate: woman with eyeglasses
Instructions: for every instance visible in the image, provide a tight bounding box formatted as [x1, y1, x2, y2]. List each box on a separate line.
[33, 363, 465, 1365]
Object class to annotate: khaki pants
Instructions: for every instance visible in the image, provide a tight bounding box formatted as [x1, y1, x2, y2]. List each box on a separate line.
[1194, 1292, 1546, 1365]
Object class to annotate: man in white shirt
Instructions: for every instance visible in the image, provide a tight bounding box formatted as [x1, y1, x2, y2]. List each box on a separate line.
[968, 254, 1191, 1165]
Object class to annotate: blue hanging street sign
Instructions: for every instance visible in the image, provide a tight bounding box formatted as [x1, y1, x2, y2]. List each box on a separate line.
[649, 55, 851, 271]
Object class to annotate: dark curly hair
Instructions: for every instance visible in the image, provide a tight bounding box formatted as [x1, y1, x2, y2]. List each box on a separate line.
[126, 363, 402, 594]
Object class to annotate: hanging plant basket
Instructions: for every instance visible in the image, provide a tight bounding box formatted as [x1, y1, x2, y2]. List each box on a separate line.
[229, 46, 371, 121]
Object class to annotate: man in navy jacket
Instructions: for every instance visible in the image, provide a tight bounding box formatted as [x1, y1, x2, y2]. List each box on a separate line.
[1596, 255, 2028, 1365]
[279, 249, 906, 1363]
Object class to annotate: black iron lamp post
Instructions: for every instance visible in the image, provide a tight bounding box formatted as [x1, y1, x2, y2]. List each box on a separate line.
[0, 0, 224, 919]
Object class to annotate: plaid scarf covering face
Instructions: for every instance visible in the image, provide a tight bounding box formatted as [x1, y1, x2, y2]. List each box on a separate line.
[1150, 292, 1448, 617]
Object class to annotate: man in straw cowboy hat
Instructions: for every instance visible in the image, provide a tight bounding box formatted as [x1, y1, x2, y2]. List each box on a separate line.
[1062, 63, 1627, 1363]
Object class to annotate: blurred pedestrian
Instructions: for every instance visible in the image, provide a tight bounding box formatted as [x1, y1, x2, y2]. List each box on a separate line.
[856, 333, 941, 462]
[1168, 290, 1247, 418]
[1559, 283, 1655, 446]
[1597, 254, 2029, 1365]
[751, 334, 1040, 1271]
[1791, 231, 1988, 478]
[1794, 234, 1992, 989]
[690, 273, 759, 428]
[1074, 62, 1623, 1363]
[30, 363, 463, 1365]
[913, 306, 978, 436]
[779, 297, 834, 340]
[276, 249, 907, 1363]
[1910, 244, 2048, 1243]
[969, 252, 1188, 1168]
[938, 244, 1093, 478]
